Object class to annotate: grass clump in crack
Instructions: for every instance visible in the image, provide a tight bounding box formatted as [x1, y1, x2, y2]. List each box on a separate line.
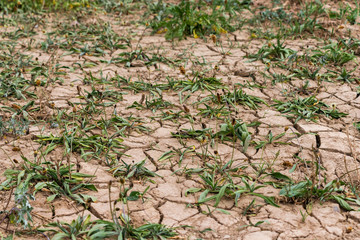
[272, 96, 347, 123]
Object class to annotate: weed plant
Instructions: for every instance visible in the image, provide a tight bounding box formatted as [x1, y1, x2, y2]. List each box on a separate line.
[149, 0, 244, 40]
[272, 96, 347, 123]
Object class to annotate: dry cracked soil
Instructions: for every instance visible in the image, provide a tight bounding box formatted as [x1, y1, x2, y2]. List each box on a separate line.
[1, 0, 360, 239]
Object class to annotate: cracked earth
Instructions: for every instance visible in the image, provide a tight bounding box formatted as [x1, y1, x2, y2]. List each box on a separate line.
[2, 0, 360, 239]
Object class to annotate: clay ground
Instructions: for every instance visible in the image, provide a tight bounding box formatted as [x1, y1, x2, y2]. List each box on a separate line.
[1, 0, 360, 239]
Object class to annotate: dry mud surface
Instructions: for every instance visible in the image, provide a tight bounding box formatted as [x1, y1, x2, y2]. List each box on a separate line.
[1, 0, 360, 239]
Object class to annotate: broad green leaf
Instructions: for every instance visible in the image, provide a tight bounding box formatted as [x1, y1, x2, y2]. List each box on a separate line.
[269, 172, 292, 183]
[250, 193, 279, 207]
[214, 183, 230, 207]
[331, 195, 353, 211]
[185, 188, 202, 196]
[47, 194, 58, 202]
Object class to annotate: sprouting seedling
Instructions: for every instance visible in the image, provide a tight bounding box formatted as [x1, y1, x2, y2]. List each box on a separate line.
[272, 96, 348, 123]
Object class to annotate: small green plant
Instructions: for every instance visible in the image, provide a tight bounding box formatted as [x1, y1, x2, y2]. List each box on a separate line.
[2, 101, 37, 121]
[151, 110, 184, 123]
[128, 95, 173, 113]
[172, 128, 213, 140]
[186, 174, 279, 208]
[335, 67, 357, 83]
[286, 16, 324, 36]
[115, 48, 172, 67]
[259, 8, 293, 22]
[197, 103, 230, 119]
[280, 178, 354, 211]
[36, 124, 125, 164]
[337, 38, 360, 51]
[0, 66, 36, 100]
[247, 38, 296, 63]
[149, 0, 235, 40]
[109, 159, 159, 181]
[263, 71, 294, 85]
[327, 2, 359, 25]
[311, 43, 355, 66]
[178, 76, 224, 94]
[0, 116, 29, 137]
[42, 214, 178, 239]
[354, 121, 360, 132]
[272, 96, 347, 123]
[1, 157, 97, 204]
[177, 75, 225, 103]
[97, 115, 151, 137]
[220, 88, 268, 110]
[1, 181, 35, 229]
[254, 130, 286, 150]
[215, 119, 252, 153]
[292, 65, 322, 81]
